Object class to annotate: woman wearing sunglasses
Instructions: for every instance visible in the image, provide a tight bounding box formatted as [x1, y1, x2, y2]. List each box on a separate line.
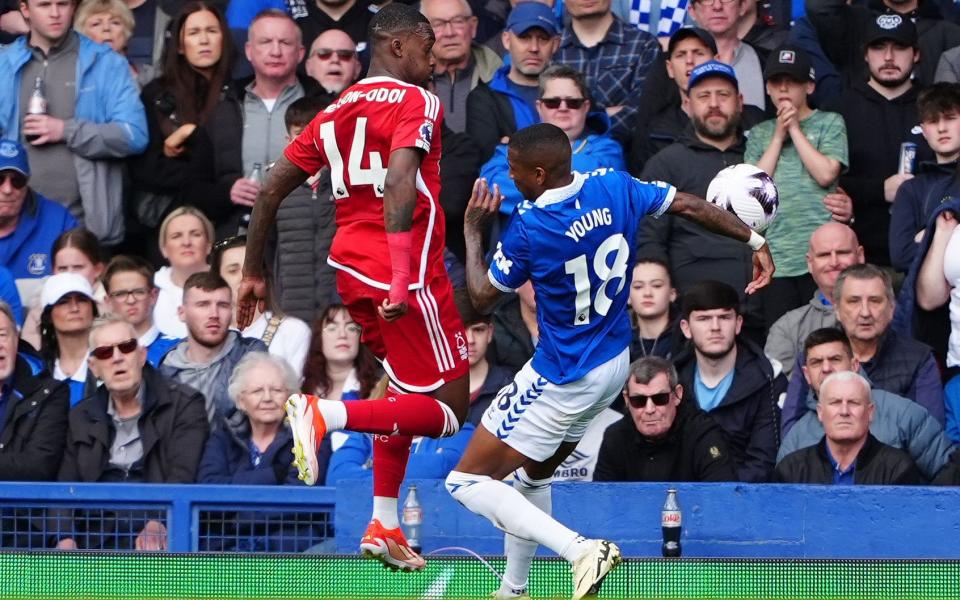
[38, 273, 99, 406]
[478, 64, 626, 229]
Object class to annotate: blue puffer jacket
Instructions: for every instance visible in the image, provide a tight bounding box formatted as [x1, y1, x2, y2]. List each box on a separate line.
[0, 191, 77, 281]
[0, 33, 148, 244]
[480, 111, 627, 218]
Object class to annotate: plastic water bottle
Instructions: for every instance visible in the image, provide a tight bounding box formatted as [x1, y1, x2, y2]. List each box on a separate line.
[239, 162, 262, 232]
[402, 485, 423, 554]
[661, 488, 682, 558]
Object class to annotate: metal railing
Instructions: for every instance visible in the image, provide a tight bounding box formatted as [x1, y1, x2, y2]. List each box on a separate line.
[0, 483, 336, 552]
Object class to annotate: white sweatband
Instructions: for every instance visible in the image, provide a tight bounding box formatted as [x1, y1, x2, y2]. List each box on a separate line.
[747, 231, 766, 251]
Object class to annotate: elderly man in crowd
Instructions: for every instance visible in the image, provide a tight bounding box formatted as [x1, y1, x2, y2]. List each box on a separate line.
[775, 371, 922, 485]
[57, 315, 209, 549]
[594, 357, 736, 483]
[781, 264, 945, 433]
[779, 328, 955, 481]
[304, 28, 362, 95]
[765, 222, 864, 381]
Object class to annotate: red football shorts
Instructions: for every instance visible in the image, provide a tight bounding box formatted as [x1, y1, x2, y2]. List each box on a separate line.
[336, 271, 469, 393]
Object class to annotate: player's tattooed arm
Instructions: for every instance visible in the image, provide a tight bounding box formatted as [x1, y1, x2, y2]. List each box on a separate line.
[383, 148, 422, 233]
[464, 179, 505, 313]
[237, 155, 308, 329]
[668, 192, 775, 294]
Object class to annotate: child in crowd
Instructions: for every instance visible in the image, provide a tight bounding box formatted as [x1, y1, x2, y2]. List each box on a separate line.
[890, 83, 960, 272]
[745, 45, 848, 328]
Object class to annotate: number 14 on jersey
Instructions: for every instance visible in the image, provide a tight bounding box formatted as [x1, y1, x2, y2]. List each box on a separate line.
[319, 118, 388, 199]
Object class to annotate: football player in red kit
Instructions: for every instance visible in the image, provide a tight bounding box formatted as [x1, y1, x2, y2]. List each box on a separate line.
[237, 4, 469, 572]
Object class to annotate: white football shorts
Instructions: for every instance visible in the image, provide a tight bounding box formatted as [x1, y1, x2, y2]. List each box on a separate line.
[480, 347, 630, 462]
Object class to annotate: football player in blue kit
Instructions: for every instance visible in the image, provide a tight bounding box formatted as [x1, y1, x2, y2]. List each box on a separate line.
[444, 123, 775, 600]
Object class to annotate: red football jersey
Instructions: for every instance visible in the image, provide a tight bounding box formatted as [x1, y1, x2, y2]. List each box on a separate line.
[284, 76, 446, 290]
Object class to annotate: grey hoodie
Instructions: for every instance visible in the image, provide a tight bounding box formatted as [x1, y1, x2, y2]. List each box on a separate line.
[159, 331, 267, 425]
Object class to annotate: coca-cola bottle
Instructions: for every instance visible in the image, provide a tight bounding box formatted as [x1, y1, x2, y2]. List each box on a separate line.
[24, 76, 47, 143]
[401, 485, 423, 554]
[661, 488, 682, 558]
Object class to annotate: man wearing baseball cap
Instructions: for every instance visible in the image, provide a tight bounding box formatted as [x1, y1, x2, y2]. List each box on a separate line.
[467, 2, 560, 163]
[745, 44, 848, 327]
[822, 14, 933, 267]
[637, 60, 765, 343]
[805, 0, 960, 88]
[0, 139, 78, 291]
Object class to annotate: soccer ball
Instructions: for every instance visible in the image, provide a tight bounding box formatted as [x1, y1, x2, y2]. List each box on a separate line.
[705, 164, 779, 233]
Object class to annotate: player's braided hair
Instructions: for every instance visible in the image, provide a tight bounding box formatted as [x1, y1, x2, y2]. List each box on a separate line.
[367, 3, 430, 41]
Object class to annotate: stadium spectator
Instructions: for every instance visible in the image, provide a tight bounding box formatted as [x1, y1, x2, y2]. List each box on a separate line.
[889, 83, 960, 272]
[628, 257, 680, 361]
[212, 235, 311, 374]
[673, 280, 785, 483]
[0, 0, 27, 44]
[73, 0, 145, 83]
[198, 352, 306, 485]
[211, 9, 312, 235]
[268, 96, 338, 323]
[21, 228, 106, 351]
[197, 351, 326, 551]
[594, 356, 737, 482]
[453, 289, 514, 427]
[778, 328, 955, 480]
[746, 45, 848, 327]
[422, 0, 503, 132]
[481, 64, 626, 225]
[127, 1, 235, 251]
[152, 207, 214, 340]
[301, 304, 379, 403]
[687, 0, 766, 109]
[159, 272, 267, 426]
[290, 0, 376, 50]
[782, 264, 945, 431]
[0, 300, 69, 481]
[638, 61, 761, 340]
[913, 204, 960, 441]
[737, 0, 789, 52]
[57, 315, 209, 550]
[775, 371, 923, 485]
[765, 222, 865, 381]
[822, 15, 933, 267]
[805, 0, 960, 89]
[38, 273, 99, 407]
[465, 1, 560, 163]
[554, 0, 660, 145]
[0, 140, 77, 290]
[0, 0, 147, 246]
[102, 255, 180, 368]
[304, 28, 362, 95]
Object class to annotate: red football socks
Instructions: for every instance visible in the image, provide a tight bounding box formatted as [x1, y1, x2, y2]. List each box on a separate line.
[373, 433, 413, 498]
[343, 393, 448, 437]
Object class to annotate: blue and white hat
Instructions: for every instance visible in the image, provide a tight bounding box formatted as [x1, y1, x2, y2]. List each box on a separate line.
[0, 139, 29, 177]
[687, 60, 739, 91]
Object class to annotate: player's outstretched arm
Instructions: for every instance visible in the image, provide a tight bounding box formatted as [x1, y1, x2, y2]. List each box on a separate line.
[238, 155, 309, 329]
[667, 192, 775, 294]
[464, 178, 504, 314]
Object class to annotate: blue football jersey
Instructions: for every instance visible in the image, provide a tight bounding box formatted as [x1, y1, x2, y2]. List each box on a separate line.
[488, 169, 676, 384]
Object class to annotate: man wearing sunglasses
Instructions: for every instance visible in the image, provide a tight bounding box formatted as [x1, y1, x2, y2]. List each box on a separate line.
[0, 139, 78, 290]
[594, 357, 735, 483]
[305, 29, 362, 94]
[56, 315, 208, 549]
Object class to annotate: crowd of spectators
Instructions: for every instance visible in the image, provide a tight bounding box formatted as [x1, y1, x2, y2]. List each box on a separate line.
[2, 0, 960, 550]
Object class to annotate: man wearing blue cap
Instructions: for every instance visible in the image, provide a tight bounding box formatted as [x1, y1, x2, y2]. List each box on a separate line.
[0, 139, 78, 289]
[466, 1, 561, 164]
[638, 60, 764, 342]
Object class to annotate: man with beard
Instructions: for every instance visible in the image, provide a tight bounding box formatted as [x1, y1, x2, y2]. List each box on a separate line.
[638, 61, 763, 342]
[823, 16, 934, 267]
[466, 2, 561, 163]
[159, 272, 266, 427]
[673, 280, 785, 483]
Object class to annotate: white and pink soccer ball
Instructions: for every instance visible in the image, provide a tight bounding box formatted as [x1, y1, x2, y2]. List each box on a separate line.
[706, 164, 780, 234]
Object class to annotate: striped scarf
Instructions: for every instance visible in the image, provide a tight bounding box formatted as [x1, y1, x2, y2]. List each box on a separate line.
[629, 0, 690, 36]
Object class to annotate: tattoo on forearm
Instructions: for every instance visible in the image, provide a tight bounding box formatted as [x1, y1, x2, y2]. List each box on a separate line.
[243, 156, 308, 277]
[674, 193, 750, 243]
[384, 191, 416, 233]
